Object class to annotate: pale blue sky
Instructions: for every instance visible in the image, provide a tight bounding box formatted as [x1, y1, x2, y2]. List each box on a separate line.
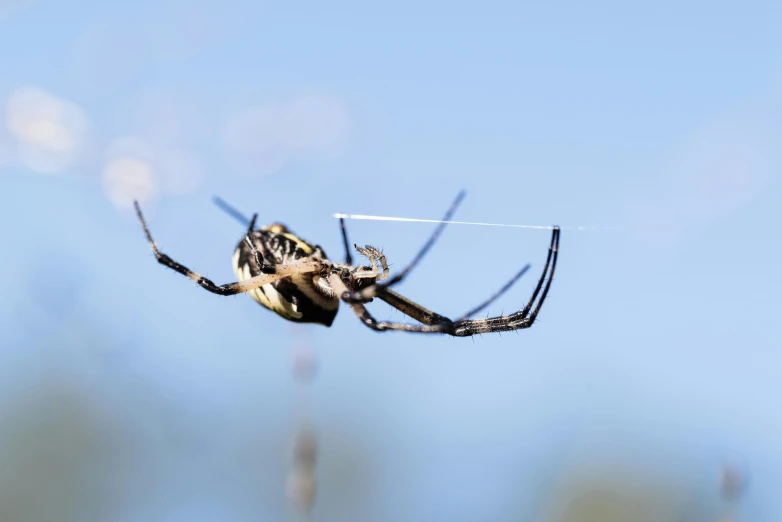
[1, 1, 780, 521]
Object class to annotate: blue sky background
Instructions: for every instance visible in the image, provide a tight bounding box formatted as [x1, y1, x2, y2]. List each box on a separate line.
[1, 1, 780, 521]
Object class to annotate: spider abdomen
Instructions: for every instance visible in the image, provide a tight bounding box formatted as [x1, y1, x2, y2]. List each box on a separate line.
[232, 227, 339, 326]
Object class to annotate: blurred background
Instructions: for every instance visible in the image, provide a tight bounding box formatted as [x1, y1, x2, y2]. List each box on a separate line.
[1, 1, 780, 521]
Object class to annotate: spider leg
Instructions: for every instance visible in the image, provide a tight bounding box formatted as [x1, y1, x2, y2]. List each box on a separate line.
[242, 213, 277, 275]
[209, 199, 276, 274]
[455, 264, 531, 320]
[338, 217, 353, 265]
[134, 201, 319, 296]
[246, 213, 257, 232]
[342, 190, 466, 302]
[373, 262, 530, 325]
[336, 218, 387, 279]
[522, 226, 560, 323]
[352, 245, 378, 279]
[329, 273, 455, 334]
[243, 236, 277, 275]
[373, 288, 453, 325]
[512, 226, 559, 323]
[364, 246, 389, 280]
[334, 227, 560, 337]
[244, 213, 263, 271]
[213, 195, 252, 227]
[450, 226, 559, 335]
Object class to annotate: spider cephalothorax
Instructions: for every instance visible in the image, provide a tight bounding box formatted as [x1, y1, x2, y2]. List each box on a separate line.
[133, 192, 559, 337]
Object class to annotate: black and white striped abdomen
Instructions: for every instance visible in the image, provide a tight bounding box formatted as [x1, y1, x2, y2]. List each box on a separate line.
[232, 230, 339, 326]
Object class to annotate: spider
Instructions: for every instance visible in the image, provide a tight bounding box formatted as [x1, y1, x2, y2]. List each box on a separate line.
[132, 192, 559, 336]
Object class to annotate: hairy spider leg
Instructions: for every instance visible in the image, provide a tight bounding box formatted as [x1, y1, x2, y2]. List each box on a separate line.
[337, 220, 388, 280]
[332, 227, 560, 337]
[242, 214, 278, 275]
[134, 201, 320, 296]
[329, 272, 455, 334]
[339, 217, 353, 265]
[378, 227, 559, 324]
[352, 245, 379, 279]
[454, 264, 531, 321]
[244, 213, 265, 273]
[374, 227, 556, 327]
[246, 213, 257, 232]
[515, 226, 558, 321]
[372, 288, 453, 326]
[523, 226, 560, 322]
[211, 200, 277, 275]
[368, 264, 532, 326]
[336, 193, 537, 324]
[447, 227, 559, 335]
[213, 195, 252, 227]
[364, 245, 389, 280]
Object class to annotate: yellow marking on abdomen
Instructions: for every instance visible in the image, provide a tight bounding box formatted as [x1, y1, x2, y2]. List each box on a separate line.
[281, 233, 313, 254]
